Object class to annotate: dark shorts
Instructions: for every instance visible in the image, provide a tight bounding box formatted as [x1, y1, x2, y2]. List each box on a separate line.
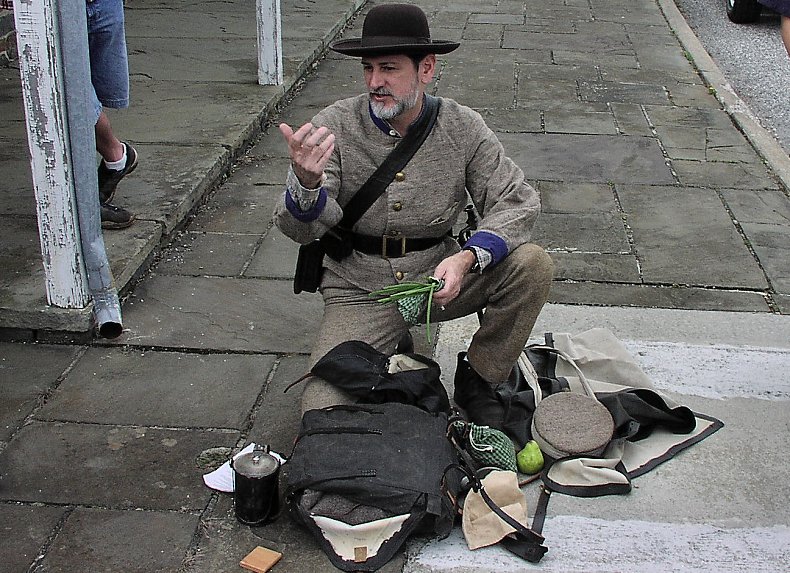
[86, 0, 129, 121]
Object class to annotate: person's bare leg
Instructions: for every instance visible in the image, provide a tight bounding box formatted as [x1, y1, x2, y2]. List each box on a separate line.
[781, 15, 790, 57]
[94, 110, 124, 162]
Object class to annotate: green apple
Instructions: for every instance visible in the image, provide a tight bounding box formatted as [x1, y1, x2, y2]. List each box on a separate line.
[516, 440, 544, 474]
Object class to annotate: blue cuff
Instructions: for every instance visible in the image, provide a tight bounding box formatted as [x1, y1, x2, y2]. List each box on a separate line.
[285, 187, 327, 222]
[464, 231, 508, 266]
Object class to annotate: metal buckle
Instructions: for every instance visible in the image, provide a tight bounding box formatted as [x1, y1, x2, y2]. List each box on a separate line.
[381, 236, 407, 258]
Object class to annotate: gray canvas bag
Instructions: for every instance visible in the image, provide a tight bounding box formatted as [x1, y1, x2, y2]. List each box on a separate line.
[518, 328, 722, 497]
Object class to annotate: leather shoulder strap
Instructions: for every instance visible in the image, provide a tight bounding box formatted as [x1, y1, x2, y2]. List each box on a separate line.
[339, 95, 441, 228]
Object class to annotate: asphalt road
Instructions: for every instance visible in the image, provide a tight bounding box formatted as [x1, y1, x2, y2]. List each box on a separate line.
[673, 0, 790, 155]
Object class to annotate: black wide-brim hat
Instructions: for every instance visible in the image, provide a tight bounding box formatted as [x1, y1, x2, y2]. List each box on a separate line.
[330, 3, 460, 57]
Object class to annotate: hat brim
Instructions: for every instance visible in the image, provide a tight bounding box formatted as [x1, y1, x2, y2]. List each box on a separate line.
[329, 38, 460, 57]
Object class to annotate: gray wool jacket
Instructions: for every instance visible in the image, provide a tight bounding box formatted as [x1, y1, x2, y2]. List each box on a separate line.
[274, 94, 541, 292]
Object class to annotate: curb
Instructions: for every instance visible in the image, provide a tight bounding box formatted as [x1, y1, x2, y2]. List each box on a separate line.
[659, 0, 790, 193]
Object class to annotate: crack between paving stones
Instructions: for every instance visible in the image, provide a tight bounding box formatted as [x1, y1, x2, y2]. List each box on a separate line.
[23, 419, 242, 433]
[714, 188, 781, 312]
[553, 278, 772, 293]
[610, 181, 644, 282]
[234, 357, 282, 446]
[0, 346, 89, 457]
[25, 505, 74, 573]
[640, 104, 681, 185]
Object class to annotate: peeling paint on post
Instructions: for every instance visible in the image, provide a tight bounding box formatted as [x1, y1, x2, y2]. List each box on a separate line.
[13, 0, 90, 308]
[256, 0, 283, 85]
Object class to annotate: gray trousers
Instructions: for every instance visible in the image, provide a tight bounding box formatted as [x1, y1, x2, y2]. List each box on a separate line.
[301, 243, 554, 412]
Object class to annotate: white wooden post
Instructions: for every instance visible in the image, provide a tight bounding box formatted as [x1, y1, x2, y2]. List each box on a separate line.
[256, 0, 283, 85]
[14, 0, 90, 308]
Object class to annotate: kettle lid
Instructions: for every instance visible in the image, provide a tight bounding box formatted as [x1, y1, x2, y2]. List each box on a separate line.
[233, 445, 279, 478]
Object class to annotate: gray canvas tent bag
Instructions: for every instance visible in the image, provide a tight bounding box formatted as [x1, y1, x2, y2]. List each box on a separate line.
[518, 328, 723, 497]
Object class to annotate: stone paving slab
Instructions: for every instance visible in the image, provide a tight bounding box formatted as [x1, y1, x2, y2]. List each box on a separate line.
[38, 507, 199, 573]
[109, 78, 274, 146]
[35, 348, 276, 429]
[114, 274, 322, 353]
[544, 105, 619, 135]
[0, 421, 237, 510]
[536, 181, 618, 213]
[0, 156, 34, 217]
[245, 227, 302, 280]
[616, 184, 769, 288]
[248, 354, 308, 456]
[102, 220, 164, 291]
[0, 504, 66, 573]
[128, 37, 267, 83]
[188, 182, 281, 235]
[549, 252, 641, 283]
[125, 6, 258, 38]
[672, 158, 779, 190]
[0, 342, 80, 443]
[0, 216, 94, 331]
[475, 107, 542, 133]
[580, 80, 672, 105]
[500, 133, 675, 184]
[111, 143, 231, 234]
[534, 212, 630, 253]
[155, 231, 262, 277]
[739, 222, 790, 295]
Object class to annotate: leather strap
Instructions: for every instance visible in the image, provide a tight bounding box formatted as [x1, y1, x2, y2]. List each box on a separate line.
[479, 486, 548, 563]
[350, 233, 444, 258]
[531, 484, 551, 534]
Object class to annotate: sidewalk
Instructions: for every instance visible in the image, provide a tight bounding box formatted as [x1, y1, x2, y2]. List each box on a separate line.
[1, 0, 790, 572]
[0, 0, 365, 336]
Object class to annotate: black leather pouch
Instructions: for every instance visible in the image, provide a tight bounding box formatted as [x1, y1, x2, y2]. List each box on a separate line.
[293, 240, 325, 294]
[319, 228, 354, 262]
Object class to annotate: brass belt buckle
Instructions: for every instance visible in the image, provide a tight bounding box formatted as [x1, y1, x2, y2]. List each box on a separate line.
[381, 236, 407, 258]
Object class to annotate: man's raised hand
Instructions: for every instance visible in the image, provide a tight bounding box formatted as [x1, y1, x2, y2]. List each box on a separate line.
[279, 122, 335, 189]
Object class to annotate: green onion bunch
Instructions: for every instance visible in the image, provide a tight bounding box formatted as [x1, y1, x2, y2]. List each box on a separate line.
[370, 277, 445, 343]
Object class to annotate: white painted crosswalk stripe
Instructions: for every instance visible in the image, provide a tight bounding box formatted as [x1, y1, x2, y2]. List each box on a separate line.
[407, 517, 790, 573]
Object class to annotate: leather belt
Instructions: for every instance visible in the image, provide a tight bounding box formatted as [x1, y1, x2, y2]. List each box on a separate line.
[350, 233, 444, 258]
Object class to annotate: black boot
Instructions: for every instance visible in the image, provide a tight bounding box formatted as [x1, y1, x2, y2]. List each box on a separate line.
[453, 352, 507, 430]
[453, 353, 532, 447]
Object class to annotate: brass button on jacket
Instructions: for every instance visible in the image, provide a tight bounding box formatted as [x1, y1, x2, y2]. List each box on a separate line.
[394, 172, 406, 182]
[392, 201, 403, 212]
[395, 271, 404, 280]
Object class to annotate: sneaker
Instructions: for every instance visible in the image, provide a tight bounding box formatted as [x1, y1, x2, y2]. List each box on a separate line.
[98, 142, 138, 205]
[100, 203, 135, 230]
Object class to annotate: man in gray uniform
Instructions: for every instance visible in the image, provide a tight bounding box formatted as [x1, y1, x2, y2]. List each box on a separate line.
[275, 3, 553, 437]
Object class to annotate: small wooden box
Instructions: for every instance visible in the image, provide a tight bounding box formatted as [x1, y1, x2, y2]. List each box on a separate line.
[240, 546, 282, 573]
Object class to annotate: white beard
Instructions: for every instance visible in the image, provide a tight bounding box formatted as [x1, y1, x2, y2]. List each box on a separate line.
[369, 80, 421, 121]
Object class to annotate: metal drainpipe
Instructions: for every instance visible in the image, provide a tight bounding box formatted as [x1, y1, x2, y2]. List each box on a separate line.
[57, 0, 123, 339]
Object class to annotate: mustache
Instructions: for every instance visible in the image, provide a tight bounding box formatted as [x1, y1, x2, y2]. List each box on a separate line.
[370, 88, 394, 97]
